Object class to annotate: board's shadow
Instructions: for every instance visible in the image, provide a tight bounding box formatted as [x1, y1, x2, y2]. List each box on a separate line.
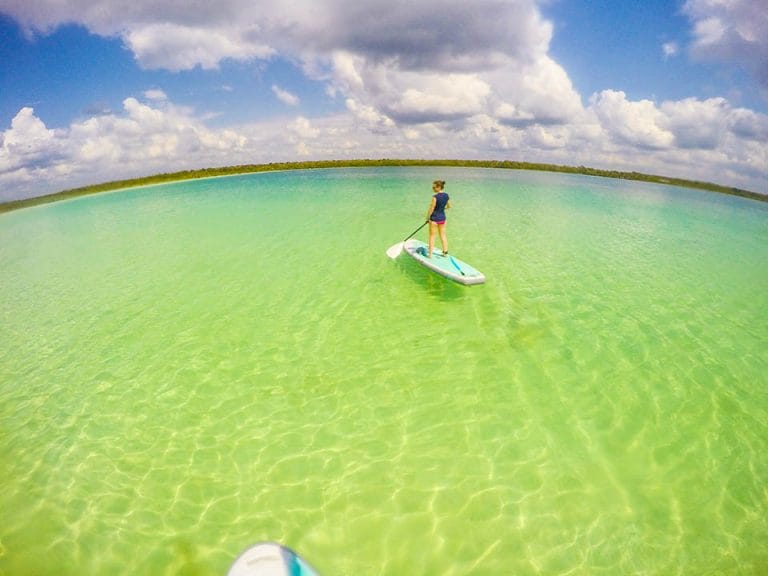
[396, 256, 478, 301]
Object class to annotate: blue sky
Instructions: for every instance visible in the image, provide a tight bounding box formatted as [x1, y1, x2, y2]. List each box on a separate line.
[0, 0, 766, 201]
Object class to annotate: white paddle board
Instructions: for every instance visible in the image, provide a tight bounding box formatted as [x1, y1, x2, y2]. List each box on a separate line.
[227, 542, 318, 576]
[403, 239, 486, 285]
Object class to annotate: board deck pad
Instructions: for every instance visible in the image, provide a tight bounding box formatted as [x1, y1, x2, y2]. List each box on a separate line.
[403, 239, 486, 285]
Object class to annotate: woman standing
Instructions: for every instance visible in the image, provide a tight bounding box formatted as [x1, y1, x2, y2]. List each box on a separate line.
[425, 180, 451, 258]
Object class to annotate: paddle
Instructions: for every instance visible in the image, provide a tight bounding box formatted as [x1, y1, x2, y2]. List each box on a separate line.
[386, 221, 429, 259]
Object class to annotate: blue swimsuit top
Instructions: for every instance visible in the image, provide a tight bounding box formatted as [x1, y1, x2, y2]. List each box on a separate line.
[430, 192, 450, 222]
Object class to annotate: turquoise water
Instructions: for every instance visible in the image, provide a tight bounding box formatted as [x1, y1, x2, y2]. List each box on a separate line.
[1, 167, 767, 575]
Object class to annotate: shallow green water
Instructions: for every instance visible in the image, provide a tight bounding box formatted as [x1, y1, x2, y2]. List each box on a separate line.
[1, 167, 767, 575]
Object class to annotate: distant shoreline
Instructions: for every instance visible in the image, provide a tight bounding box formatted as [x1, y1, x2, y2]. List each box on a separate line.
[1, 159, 765, 213]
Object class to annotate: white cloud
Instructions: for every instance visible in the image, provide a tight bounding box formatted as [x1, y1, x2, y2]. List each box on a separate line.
[0, 0, 550, 70]
[727, 107, 768, 140]
[384, 73, 491, 123]
[3, 107, 56, 150]
[144, 89, 168, 101]
[490, 56, 584, 127]
[0, 108, 60, 194]
[2, 90, 766, 202]
[683, 0, 768, 88]
[299, 0, 552, 71]
[590, 91, 675, 150]
[0, 98, 250, 201]
[662, 42, 679, 59]
[319, 50, 583, 133]
[288, 116, 319, 139]
[272, 85, 300, 106]
[345, 98, 395, 133]
[660, 97, 728, 149]
[0, 0, 766, 198]
[581, 91, 767, 188]
[0, 0, 578, 136]
[123, 23, 274, 71]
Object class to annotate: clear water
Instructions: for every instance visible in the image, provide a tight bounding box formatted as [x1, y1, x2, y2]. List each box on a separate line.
[1, 167, 766, 575]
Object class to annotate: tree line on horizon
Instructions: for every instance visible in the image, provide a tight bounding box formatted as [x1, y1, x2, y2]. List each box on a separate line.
[1, 159, 764, 213]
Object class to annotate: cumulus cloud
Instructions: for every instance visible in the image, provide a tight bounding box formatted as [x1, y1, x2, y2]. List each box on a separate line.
[2, 90, 766, 202]
[590, 91, 675, 150]
[0, 0, 549, 70]
[727, 107, 768, 141]
[662, 42, 678, 59]
[491, 56, 584, 127]
[317, 1, 574, 131]
[301, 0, 552, 72]
[288, 116, 319, 139]
[660, 97, 728, 149]
[3, 107, 56, 149]
[583, 91, 767, 187]
[382, 72, 491, 123]
[0, 0, 563, 126]
[144, 89, 168, 101]
[272, 85, 300, 106]
[0, 98, 251, 201]
[124, 24, 274, 70]
[0, 0, 766, 197]
[345, 98, 395, 134]
[0, 107, 62, 181]
[589, 90, 766, 153]
[683, 0, 768, 88]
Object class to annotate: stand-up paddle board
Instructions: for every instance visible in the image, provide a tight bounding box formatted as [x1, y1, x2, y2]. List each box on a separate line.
[227, 542, 319, 576]
[403, 239, 485, 285]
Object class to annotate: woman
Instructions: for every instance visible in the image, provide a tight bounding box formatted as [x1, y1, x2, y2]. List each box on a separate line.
[425, 179, 451, 258]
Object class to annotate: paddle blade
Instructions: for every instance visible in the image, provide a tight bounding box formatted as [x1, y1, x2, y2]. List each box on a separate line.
[386, 242, 404, 259]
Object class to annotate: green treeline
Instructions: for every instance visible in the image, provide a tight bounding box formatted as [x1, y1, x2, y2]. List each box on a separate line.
[1, 159, 764, 213]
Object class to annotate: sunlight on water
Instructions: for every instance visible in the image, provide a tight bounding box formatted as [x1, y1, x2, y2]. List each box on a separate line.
[1, 167, 767, 575]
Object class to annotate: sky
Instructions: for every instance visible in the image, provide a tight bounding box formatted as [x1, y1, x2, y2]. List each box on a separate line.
[0, 0, 767, 202]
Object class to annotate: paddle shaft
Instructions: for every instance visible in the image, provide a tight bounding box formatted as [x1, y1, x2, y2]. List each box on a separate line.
[403, 221, 429, 242]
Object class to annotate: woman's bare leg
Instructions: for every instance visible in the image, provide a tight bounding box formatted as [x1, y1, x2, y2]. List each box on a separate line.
[428, 222, 437, 257]
[438, 222, 448, 254]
